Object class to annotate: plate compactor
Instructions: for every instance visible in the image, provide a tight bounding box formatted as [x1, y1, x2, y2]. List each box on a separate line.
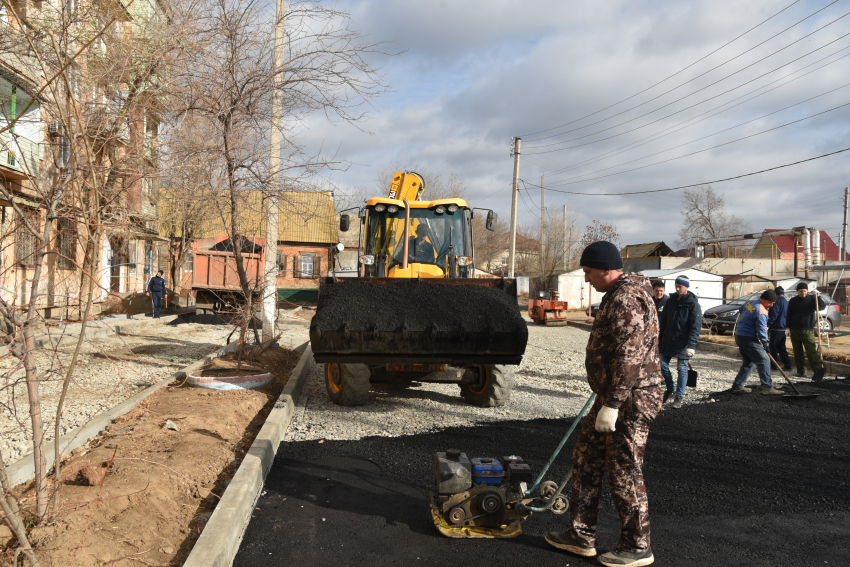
[430, 394, 596, 538]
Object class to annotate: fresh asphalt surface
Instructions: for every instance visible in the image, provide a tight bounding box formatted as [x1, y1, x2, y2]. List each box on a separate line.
[235, 380, 850, 566]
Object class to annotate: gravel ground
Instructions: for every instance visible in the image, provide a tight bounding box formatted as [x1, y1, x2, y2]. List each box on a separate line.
[0, 318, 310, 465]
[287, 321, 759, 442]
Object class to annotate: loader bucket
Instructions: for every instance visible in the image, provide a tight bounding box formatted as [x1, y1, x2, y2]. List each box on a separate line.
[309, 278, 528, 366]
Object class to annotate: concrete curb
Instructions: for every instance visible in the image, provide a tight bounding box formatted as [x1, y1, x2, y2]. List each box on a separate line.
[7, 340, 241, 487]
[182, 342, 314, 567]
[567, 319, 850, 375]
[32, 315, 179, 350]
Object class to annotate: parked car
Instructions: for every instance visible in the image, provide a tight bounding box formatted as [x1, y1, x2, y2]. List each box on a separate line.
[702, 290, 841, 334]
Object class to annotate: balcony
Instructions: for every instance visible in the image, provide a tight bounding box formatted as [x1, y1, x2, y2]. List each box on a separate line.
[0, 130, 40, 179]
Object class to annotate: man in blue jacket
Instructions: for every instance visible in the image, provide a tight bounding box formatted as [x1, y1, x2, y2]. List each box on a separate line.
[767, 286, 792, 371]
[732, 289, 783, 395]
[659, 275, 702, 409]
[146, 270, 166, 319]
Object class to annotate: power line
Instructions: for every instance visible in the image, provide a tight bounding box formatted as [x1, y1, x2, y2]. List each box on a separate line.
[542, 87, 850, 185]
[518, 0, 805, 139]
[525, 23, 850, 155]
[536, 48, 850, 177]
[520, 145, 850, 196]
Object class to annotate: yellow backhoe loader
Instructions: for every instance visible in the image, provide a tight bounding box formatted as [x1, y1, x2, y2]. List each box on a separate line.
[310, 171, 528, 407]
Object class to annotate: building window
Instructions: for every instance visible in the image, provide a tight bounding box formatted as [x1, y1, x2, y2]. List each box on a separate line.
[57, 218, 76, 269]
[276, 253, 287, 276]
[16, 213, 39, 267]
[184, 250, 193, 273]
[301, 255, 314, 277]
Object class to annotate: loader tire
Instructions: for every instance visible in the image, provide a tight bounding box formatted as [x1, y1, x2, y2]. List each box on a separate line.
[459, 364, 513, 408]
[325, 363, 371, 406]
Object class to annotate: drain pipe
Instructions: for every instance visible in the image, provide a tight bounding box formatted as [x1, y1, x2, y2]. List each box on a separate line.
[812, 228, 821, 267]
[803, 227, 812, 278]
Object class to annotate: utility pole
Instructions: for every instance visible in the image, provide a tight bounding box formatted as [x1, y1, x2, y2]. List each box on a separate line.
[263, 0, 286, 342]
[508, 137, 521, 277]
[540, 175, 545, 275]
[563, 204, 568, 271]
[840, 187, 850, 262]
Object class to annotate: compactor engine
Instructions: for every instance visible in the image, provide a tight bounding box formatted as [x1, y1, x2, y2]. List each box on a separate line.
[310, 171, 528, 407]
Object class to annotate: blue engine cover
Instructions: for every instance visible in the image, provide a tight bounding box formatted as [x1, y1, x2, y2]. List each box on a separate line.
[471, 457, 505, 485]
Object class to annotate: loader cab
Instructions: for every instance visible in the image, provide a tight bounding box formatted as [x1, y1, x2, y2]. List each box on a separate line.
[360, 198, 474, 278]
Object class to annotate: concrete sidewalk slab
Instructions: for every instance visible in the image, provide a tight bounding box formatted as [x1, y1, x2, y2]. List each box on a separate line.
[182, 342, 314, 567]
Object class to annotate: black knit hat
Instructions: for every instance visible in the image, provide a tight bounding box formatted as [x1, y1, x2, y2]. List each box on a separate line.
[761, 289, 777, 302]
[775, 286, 785, 295]
[796, 282, 809, 291]
[580, 241, 624, 270]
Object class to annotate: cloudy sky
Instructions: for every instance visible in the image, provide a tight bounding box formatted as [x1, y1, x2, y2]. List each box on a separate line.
[298, 0, 850, 249]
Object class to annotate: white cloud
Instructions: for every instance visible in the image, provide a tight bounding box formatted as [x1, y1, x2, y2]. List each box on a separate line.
[294, 0, 850, 247]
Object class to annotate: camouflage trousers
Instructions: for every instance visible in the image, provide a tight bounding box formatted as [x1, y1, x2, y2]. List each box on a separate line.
[570, 386, 662, 552]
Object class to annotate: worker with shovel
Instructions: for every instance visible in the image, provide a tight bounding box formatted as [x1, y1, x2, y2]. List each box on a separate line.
[730, 289, 783, 395]
[545, 241, 662, 567]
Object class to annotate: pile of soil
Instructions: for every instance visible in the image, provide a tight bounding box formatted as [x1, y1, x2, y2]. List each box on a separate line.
[235, 381, 850, 566]
[2, 346, 300, 567]
[312, 279, 525, 332]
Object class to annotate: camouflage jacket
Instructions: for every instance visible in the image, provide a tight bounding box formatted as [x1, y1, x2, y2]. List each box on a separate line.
[586, 272, 663, 408]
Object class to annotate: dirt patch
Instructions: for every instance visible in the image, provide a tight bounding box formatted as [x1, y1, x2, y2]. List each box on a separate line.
[2, 346, 300, 567]
[701, 330, 850, 365]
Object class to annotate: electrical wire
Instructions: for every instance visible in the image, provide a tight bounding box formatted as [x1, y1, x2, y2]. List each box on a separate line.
[540, 87, 850, 185]
[472, 182, 513, 205]
[520, 145, 850, 196]
[536, 48, 850, 177]
[523, 1, 843, 144]
[524, 26, 850, 155]
[518, 0, 805, 140]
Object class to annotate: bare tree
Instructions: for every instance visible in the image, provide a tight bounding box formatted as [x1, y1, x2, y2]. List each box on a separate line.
[579, 219, 621, 250]
[171, 0, 391, 362]
[677, 186, 749, 256]
[0, 0, 179, 553]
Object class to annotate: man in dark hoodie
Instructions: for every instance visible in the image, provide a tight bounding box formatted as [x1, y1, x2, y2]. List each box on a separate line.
[658, 275, 702, 409]
[651, 280, 668, 321]
[787, 282, 827, 381]
[767, 286, 792, 371]
[545, 241, 662, 567]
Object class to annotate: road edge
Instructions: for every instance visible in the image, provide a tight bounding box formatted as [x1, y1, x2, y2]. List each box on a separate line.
[7, 340, 241, 487]
[182, 342, 314, 567]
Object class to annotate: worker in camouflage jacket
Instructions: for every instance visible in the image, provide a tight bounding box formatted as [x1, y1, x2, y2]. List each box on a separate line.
[545, 241, 662, 567]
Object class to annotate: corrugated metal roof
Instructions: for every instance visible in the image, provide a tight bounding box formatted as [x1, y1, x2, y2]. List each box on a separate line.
[159, 190, 338, 244]
[278, 191, 338, 244]
[620, 242, 675, 258]
[641, 268, 722, 279]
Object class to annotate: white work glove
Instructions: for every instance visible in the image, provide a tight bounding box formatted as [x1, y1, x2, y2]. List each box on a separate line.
[595, 406, 618, 433]
[686, 348, 695, 358]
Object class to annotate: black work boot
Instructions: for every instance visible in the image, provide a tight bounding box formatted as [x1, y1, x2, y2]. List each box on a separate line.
[671, 395, 683, 409]
[812, 368, 825, 381]
[597, 546, 654, 566]
[544, 530, 596, 557]
[662, 390, 674, 404]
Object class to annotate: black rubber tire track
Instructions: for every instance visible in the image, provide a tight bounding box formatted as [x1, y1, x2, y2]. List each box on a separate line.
[235, 380, 850, 566]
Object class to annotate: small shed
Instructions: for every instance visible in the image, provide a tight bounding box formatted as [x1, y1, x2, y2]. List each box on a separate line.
[557, 268, 606, 309]
[642, 268, 724, 311]
[723, 274, 773, 299]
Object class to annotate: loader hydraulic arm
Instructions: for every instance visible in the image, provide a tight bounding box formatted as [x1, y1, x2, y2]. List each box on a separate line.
[387, 171, 425, 202]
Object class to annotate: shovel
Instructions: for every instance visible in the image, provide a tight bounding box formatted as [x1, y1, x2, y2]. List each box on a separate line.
[766, 352, 820, 401]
